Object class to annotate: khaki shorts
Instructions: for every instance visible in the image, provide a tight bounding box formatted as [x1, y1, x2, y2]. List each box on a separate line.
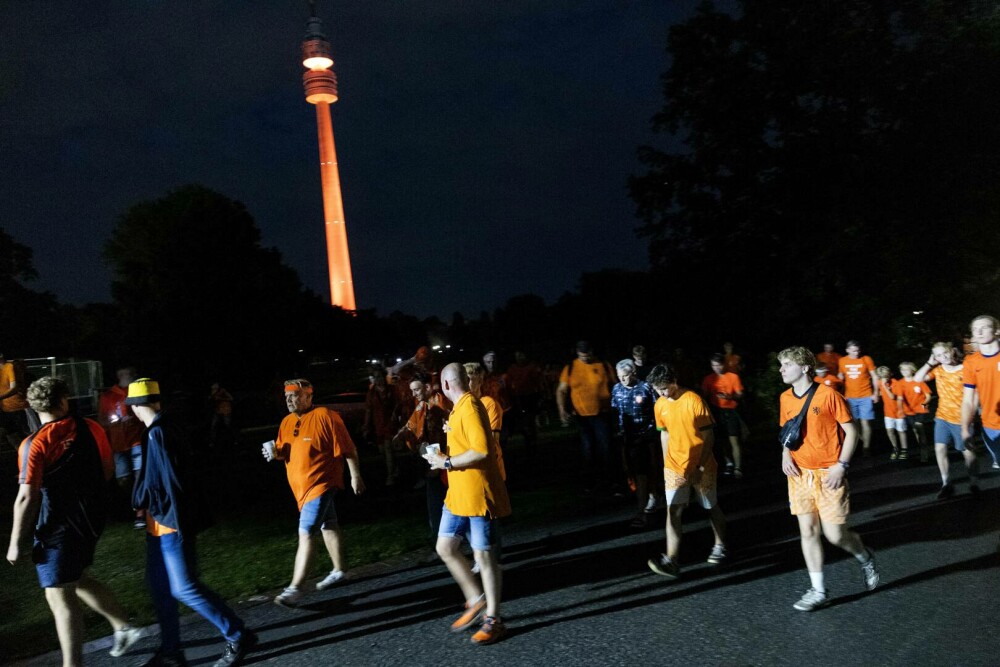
[787, 468, 850, 524]
[664, 466, 717, 510]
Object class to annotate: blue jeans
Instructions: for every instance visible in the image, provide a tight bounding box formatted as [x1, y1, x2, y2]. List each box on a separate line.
[578, 414, 613, 483]
[146, 532, 245, 653]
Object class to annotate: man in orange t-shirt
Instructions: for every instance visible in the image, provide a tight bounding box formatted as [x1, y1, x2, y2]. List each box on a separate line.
[7, 376, 142, 664]
[646, 363, 727, 579]
[837, 340, 879, 455]
[701, 353, 745, 478]
[0, 352, 31, 449]
[778, 347, 880, 612]
[263, 379, 365, 608]
[898, 362, 933, 462]
[875, 366, 908, 460]
[962, 315, 1000, 469]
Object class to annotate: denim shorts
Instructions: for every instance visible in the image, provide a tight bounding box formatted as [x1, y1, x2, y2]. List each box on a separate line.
[438, 507, 497, 551]
[34, 539, 95, 588]
[846, 397, 875, 421]
[299, 491, 338, 535]
[113, 446, 143, 479]
[934, 419, 964, 450]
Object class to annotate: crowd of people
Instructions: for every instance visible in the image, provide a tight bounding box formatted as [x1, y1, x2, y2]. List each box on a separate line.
[6, 312, 1000, 663]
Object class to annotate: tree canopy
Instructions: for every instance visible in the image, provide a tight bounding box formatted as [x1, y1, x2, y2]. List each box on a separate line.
[630, 0, 1000, 351]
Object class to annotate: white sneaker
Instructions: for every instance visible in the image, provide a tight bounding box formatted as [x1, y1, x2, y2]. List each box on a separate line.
[109, 625, 143, 657]
[274, 586, 303, 607]
[316, 570, 347, 590]
[793, 587, 829, 611]
[644, 494, 657, 513]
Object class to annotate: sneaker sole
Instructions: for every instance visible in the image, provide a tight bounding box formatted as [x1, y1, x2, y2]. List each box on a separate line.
[647, 560, 680, 579]
[450, 604, 486, 632]
[273, 597, 302, 608]
[793, 600, 830, 611]
[471, 628, 507, 645]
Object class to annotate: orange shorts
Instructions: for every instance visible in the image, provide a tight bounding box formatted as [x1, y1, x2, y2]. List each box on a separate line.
[787, 468, 850, 524]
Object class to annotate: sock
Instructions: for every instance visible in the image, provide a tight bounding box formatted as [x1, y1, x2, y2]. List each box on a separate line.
[808, 571, 825, 593]
[941, 474, 949, 485]
[854, 549, 872, 564]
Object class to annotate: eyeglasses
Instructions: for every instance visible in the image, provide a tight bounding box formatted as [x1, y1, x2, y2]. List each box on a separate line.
[293, 419, 301, 437]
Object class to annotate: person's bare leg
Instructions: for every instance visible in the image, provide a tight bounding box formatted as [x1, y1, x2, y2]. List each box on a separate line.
[729, 436, 742, 471]
[437, 536, 482, 603]
[74, 572, 129, 631]
[474, 549, 503, 617]
[935, 443, 950, 482]
[797, 513, 824, 574]
[709, 505, 726, 546]
[885, 428, 900, 454]
[290, 532, 315, 588]
[321, 527, 344, 572]
[821, 521, 867, 558]
[665, 505, 685, 560]
[860, 420, 873, 453]
[45, 585, 84, 667]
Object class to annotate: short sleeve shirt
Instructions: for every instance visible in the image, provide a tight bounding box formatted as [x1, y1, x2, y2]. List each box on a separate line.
[654, 390, 717, 478]
[899, 379, 931, 416]
[814, 374, 844, 393]
[927, 365, 963, 425]
[701, 373, 744, 409]
[443, 394, 511, 518]
[963, 351, 1000, 429]
[878, 379, 903, 419]
[277, 406, 357, 510]
[1, 362, 28, 412]
[19, 417, 113, 486]
[838, 356, 876, 399]
[559, 359, 612, 417]
[779, 384, 852, 469]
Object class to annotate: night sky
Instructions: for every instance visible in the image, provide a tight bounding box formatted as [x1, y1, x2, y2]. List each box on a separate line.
[2, 1, 696, 318]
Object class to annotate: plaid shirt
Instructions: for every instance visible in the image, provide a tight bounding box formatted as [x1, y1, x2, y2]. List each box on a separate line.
[610, 381, 657, 437]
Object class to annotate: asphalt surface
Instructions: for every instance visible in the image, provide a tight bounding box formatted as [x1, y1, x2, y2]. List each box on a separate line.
[14, 454, 1000, 667]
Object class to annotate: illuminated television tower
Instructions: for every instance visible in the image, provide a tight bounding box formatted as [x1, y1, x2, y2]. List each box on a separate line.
[301, 2, 356, 310]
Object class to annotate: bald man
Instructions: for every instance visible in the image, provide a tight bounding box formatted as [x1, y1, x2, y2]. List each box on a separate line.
[424, 363, 511, 645]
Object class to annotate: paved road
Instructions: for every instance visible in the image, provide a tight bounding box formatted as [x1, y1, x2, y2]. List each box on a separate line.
[17, 457, 1000, 667]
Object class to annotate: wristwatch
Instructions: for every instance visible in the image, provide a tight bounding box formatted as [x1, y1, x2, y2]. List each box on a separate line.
[444, 457, 453, 471]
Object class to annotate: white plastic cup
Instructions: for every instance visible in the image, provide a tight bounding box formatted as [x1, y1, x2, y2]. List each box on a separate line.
[263, 440, 276, 460]
[426, 443, 441, 456]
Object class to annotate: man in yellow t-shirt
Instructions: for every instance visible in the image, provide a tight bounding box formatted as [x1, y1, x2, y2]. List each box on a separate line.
[0, 352, 31, 449]
[645, 364, 727, 579]
[556, 340, 615, 489]
[424, 363, 511, 646]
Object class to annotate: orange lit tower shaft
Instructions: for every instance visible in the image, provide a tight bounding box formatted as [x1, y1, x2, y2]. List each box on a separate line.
[302, 8, 356, 310]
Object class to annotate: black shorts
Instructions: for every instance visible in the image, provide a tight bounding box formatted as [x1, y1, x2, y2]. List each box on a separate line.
[715, 408, 742, 438]
[33, 538, 96, 588]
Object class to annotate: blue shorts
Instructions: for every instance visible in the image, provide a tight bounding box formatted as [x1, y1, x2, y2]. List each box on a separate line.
[438, 507, 497, 551]
[846, 397, 875, 421]
[113, 446, 143, 479]
[33, 539, 95, 588]
[298, 491, 338, 535]
[934, 420, 965, 450]
[984, 428, 1000, 460]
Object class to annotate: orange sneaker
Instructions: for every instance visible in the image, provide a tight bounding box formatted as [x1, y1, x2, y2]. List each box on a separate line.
[471, 616, 506, 645]
[450, 595, 486, 632]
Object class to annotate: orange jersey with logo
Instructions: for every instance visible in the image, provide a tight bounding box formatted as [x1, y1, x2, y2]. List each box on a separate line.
[838, 356, 876, 399]
[277, 406, 357, 510]
[18, 417, 113, 486]
[780, 384, 852, 470]
[926, 365, 963, 425]
[654, 390, 717, 479]
[963, 351, 1000, 429]
[701, 372, 743, 409]
[898, 379, 931, 416]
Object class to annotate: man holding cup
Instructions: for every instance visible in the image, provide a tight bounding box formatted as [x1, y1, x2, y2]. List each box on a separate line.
[424, 363, 511, 645]
[262, 379, 365, 607]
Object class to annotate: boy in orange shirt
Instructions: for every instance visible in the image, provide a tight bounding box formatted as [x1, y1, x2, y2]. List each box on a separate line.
[813, 364, 844, 393]
[898, 362, 933, 463]
[875, 366, 908, 460]
[837, 340, 879, 455]
[701, 353, 745, 478]
[779, 347, 880, 611]
[915, 342, 979, 498]
[646, 364, 727, 579]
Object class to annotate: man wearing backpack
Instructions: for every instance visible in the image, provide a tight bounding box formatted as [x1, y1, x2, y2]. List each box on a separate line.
[778, 346, 881, 612]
